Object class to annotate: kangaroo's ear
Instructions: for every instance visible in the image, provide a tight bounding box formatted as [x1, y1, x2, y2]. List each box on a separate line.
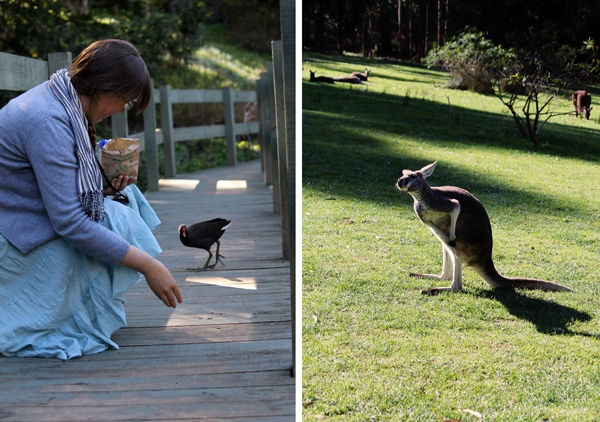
[402, 169, 413, 176]
[420, 161, 438, 178]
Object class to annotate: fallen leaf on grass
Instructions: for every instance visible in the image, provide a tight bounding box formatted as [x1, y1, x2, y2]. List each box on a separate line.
[463, 409, 482, 418]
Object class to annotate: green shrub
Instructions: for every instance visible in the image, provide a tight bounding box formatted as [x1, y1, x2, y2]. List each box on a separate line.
[424, 29, 513, 93]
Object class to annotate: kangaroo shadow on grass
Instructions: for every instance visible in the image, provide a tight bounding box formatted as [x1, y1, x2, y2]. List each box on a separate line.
[472, 288, 594, 336]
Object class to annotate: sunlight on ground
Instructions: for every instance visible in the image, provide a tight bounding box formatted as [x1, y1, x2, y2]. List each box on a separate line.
[193, 45, 264, 83]
[216, 180, 247, 190]
[158, 179, 200, 190]
[185, 275, 257, 290]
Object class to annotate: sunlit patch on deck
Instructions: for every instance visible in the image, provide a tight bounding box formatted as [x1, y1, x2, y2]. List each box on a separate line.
[185, 275, 257, 290]
[216, 180, 247, 190]
[158, 179, 200, 190]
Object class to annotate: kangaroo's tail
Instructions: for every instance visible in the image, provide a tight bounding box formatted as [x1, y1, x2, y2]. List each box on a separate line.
[472, 259, 573, 292]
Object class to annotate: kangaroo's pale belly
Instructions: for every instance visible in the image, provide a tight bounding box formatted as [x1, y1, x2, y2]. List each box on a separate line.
[419, 209, 451, 233]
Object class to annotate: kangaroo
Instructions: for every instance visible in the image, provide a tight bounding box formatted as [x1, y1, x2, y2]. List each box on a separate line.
[572, 90, 592, 119]
[396, 161, 573, 294]
[309, 70, 335, 84]
[351, 68, 371, 81]
[333, 75, 363, 84]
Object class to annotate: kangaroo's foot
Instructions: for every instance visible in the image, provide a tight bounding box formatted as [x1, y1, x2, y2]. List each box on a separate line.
[421, 286, 459, 295]
[410, 272, 451, 280]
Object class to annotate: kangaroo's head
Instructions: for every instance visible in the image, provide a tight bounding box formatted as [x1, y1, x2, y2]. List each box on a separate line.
[309, 70, 316, 80]
[397, 161, 437, 193]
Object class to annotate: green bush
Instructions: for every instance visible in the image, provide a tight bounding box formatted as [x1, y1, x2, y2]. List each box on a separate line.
[424, 30, 513, 93]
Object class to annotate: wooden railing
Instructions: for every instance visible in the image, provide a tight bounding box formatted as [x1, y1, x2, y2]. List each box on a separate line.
[110, 84, 259, 192]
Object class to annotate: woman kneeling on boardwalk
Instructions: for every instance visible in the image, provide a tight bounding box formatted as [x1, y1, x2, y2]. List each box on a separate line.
[0, 39, 182, 359]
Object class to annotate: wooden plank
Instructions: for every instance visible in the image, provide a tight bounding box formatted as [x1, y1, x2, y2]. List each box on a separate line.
[111, 321, 291, 346]
[280, 0, 297, 378]
[47, 52, 72, 77]
[233, 90, 258, 102]
[0, 366, 293, 392]
[223, 86, 237, 166]
[0, 52, 47, 91]
[1, 386, 295, 407]
[159, 84, 177, 177]
[272, 40, 290, 260]
[173, 124, 225, 141]
[171, 88, 223, 103]
[234, 121, 259, 136]
[0, 401, 295, 421]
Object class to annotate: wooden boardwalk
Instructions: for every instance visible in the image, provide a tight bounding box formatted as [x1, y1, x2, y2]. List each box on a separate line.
[0, 160, 295, 421]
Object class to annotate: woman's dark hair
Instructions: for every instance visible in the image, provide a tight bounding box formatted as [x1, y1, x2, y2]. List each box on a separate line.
[70, 39, 151, 113]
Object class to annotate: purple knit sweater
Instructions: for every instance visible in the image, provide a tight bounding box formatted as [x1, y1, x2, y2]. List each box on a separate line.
[0, 81, 130, 266]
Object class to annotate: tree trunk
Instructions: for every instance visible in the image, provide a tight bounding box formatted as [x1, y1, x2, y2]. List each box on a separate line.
[437, 0, 441, 47]
[407, 0, 413, 59]
[444, 0, 448, 41]
[397, 0, 404, 57]
[424, 3, 429, 57]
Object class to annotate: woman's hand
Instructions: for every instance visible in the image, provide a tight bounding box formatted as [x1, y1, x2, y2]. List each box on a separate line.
[120, 246, 183, 308]
[103, 175, 137, 195]
[144, 259, 183, 308]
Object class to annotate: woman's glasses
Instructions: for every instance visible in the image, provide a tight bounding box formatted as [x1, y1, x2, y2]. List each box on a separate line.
[123, 99, 137, 112]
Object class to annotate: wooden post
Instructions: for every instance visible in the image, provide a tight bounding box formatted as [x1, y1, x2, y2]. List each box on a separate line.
[222, 86, 237, 166]
[272, 41, 289, 259]
[255, 78, 264, 174]
[267, 61, 280, 213]
[258, 72, 272, 185]
[0, 52, 50, 91]
[47, 52, 71, 76]
[145, 84, 159, 192]
[160, 84, 176, 178]
[111, 112, 128, 138]
[280, 0, 296, 378]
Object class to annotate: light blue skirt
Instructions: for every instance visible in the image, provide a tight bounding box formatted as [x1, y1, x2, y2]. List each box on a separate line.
[0, 185, 161, 359]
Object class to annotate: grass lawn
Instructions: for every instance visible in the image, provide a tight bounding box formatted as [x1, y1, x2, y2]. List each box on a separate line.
[302, 52, 600, 421]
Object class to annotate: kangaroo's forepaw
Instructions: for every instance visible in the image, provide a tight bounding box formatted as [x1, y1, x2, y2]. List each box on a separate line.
[447, 239, 456, 247]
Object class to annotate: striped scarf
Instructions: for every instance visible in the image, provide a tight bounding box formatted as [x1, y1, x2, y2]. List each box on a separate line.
[48, 69, 105, 222]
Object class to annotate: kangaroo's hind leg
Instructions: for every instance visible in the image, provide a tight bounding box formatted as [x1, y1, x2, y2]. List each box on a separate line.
[411, 241, 463, 294]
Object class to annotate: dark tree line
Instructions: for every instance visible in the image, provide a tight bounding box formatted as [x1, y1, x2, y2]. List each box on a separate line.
[303, 0, 600, 59]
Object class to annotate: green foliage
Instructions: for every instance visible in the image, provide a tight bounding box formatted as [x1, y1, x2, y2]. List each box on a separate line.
[425, 31, 600, 146]
[424, 30, 514, 93]
[303, 52, 600, 421]
[0, 0, 206, 77]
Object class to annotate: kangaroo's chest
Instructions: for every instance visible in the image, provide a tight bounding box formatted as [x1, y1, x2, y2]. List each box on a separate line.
[415, 204, 451, 230]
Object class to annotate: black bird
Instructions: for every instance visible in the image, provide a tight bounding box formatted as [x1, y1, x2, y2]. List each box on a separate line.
[178, 218, 232, 271]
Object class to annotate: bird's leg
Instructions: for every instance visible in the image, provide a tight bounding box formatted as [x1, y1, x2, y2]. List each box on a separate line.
[207, 240, 226, 269]
[201, 251, 213, 270]
[185, 251, 213, 272]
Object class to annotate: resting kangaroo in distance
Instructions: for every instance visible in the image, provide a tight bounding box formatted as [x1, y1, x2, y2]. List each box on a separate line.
[333, 75, 363, 84]
[309, 70, 335, 84]
[351, 68, 371, 81]
[396, 161, 573, 294]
